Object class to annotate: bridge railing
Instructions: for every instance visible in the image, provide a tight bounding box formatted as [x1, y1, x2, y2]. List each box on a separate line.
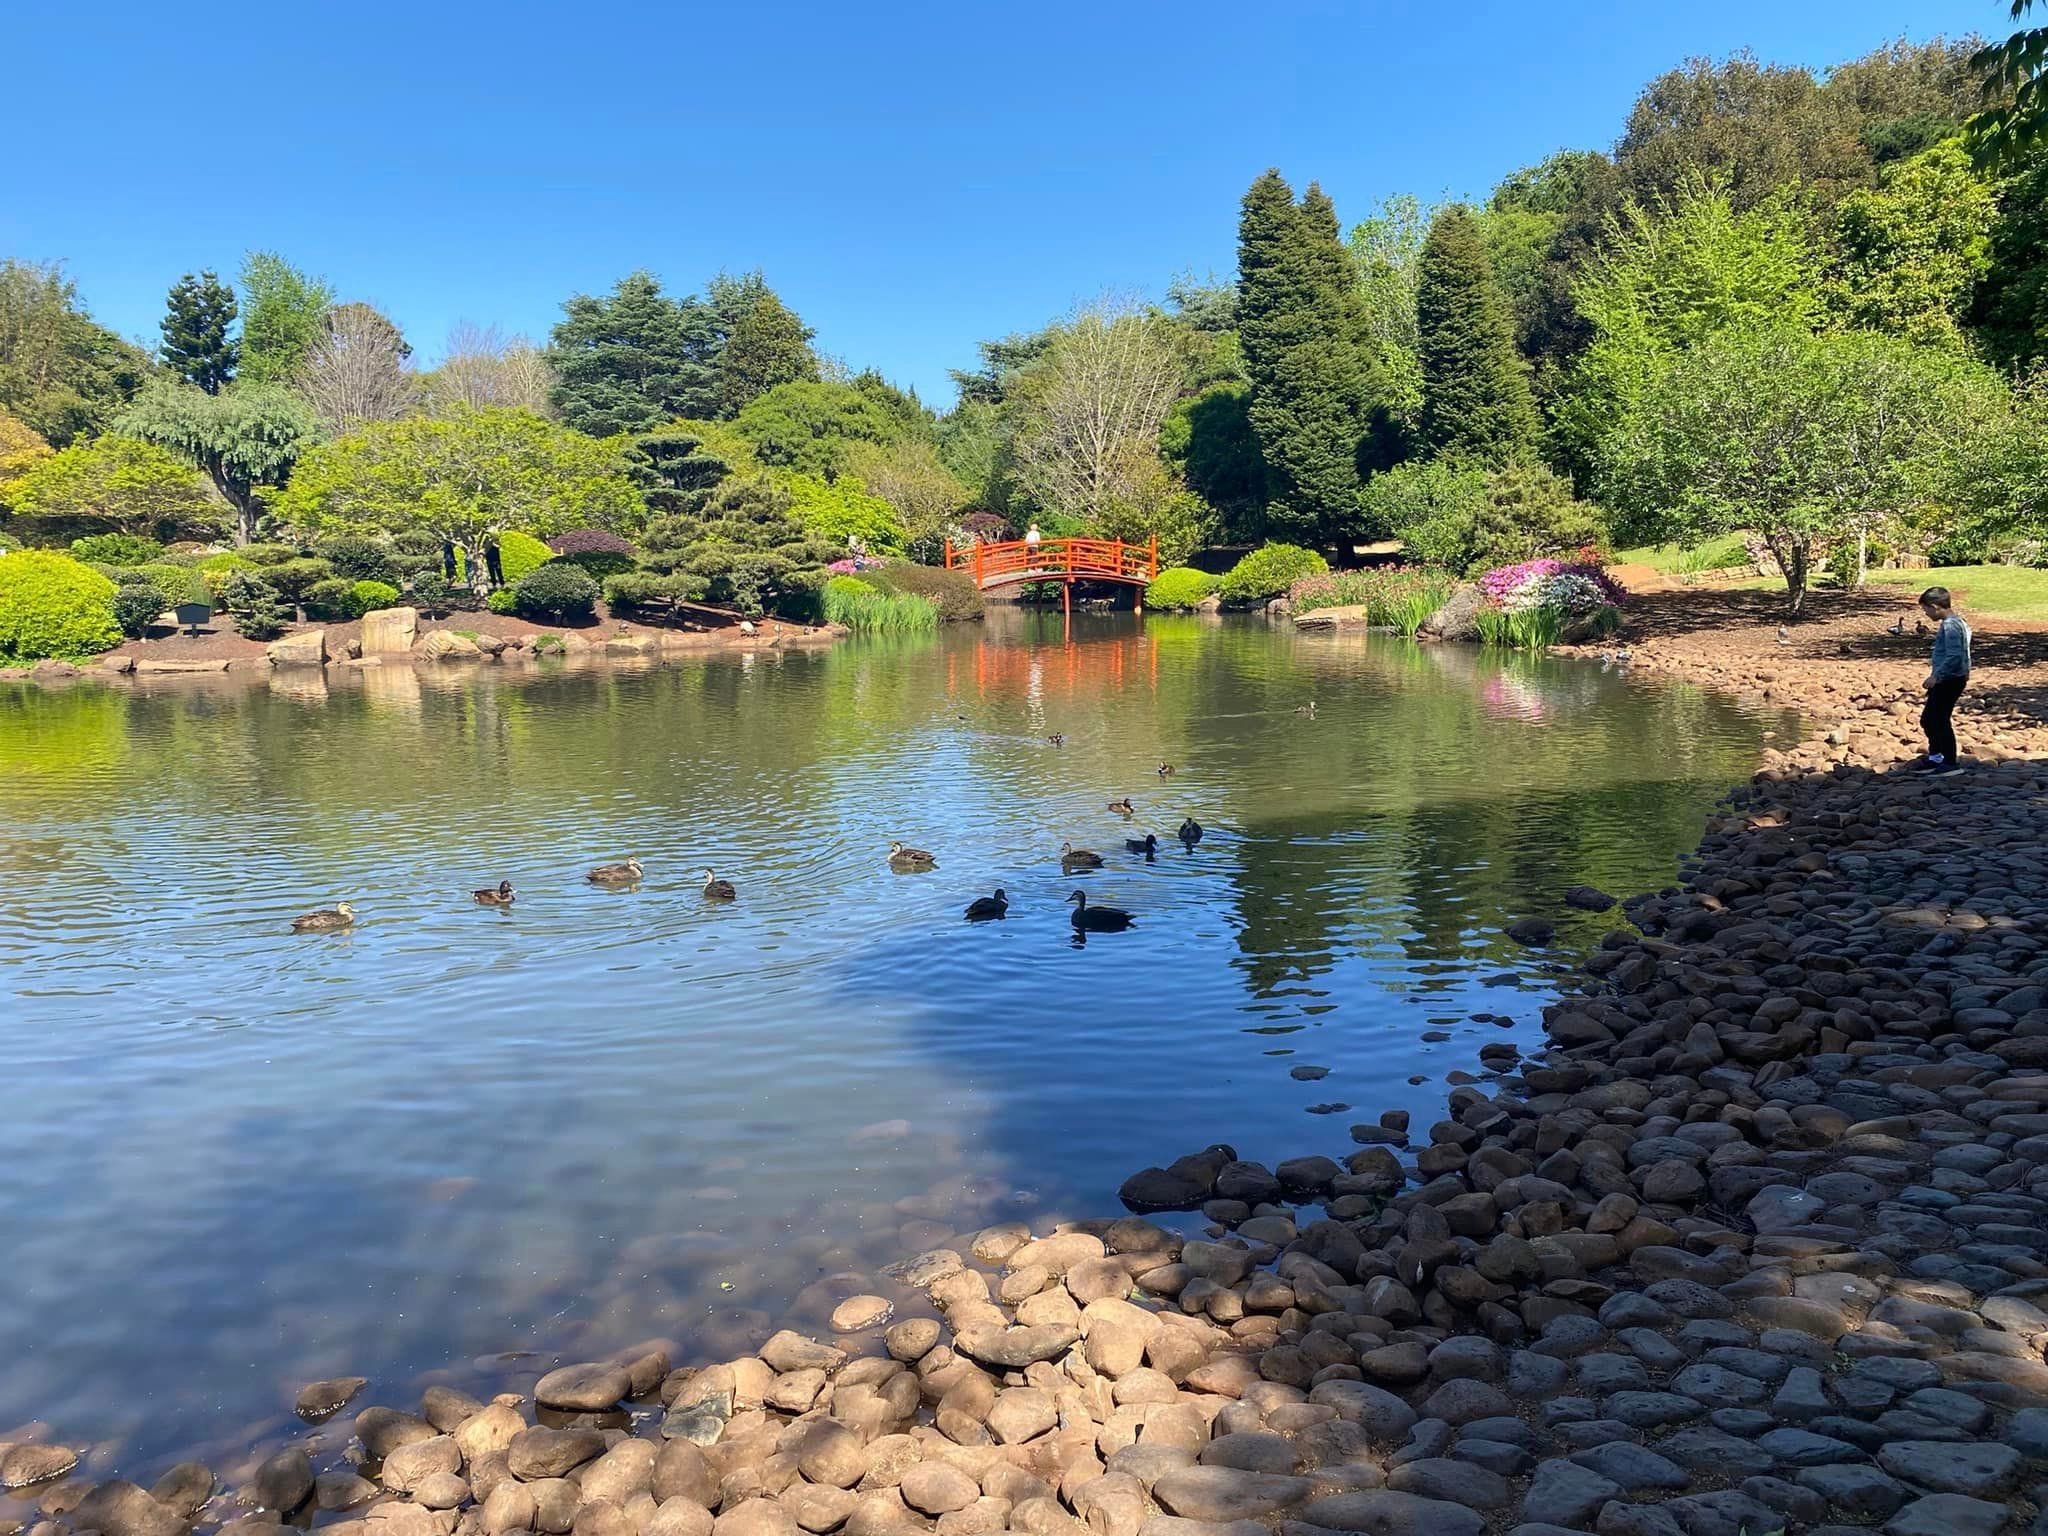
[943, 536, 1159, 589]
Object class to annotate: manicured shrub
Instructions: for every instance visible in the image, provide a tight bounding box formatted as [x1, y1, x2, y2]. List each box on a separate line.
[0, 550, 122, 661]
[125, 563, 199, 614]
[822, 574, 938, 632]
[1219, 543, 1328, 604]
[71, 532, 163, 566]
[238, 542, 304, 567]
[113, 580, 165, 638]
[603, 569, 709, 614]
[1144, 567, 1220, 611]
[409, 569, 452, 616]
[351, 579, 400, 614]
[314, 533, 398, 585]
[261, 558, 335, 604]
[512, 561, 598, 622]
[216, 571, 290, 640]
[863, 562, 984, 620]
[543, 528, 640, 580]
[0, 532, 22, 552]
[497, 529, 554, 584]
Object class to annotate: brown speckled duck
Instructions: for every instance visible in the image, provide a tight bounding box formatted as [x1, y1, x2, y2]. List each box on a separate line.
[472, 880, 515, 906]
[291, 901, 355, 933]
[587, 857, 644, 886]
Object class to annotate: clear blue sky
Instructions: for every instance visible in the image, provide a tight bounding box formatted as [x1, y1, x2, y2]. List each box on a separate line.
[4, 0, 1995, 405]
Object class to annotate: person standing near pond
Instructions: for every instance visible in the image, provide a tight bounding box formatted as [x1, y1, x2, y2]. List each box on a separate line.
[1917, 585, 1971, 777]
[483, 533, 504, 588]
[1025, 523, 1041, 568]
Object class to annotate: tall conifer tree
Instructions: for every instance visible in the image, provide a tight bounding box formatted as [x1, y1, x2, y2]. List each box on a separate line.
[160, 271, 239, 394]
[1415, 206, 1539, 462]
[1236, 170, 1369, 543]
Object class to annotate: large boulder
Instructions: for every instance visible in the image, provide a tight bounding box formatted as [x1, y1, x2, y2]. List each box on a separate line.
[360, 606, 419, 655]
[416, 629, 483, 662]
[1419, 585, 1482, 643]
[267, 629, 327, 667]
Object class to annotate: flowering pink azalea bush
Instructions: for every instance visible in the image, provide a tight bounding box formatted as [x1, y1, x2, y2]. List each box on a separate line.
[1476, 554, 1626, 615]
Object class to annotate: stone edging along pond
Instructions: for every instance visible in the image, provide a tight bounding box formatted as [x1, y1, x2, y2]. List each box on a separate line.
[9, 658, 2048, 1536]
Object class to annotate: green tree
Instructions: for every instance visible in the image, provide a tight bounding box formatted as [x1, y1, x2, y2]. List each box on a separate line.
[1968, 1, 2048, 171]
[237, 252, 334, 385]
[733, 379, 898, 479]
[269, 407, 645, 579]
[710, 277, 818, 417]
[0, 260, 153, 447]
[1971, 152, 2048, 372]
[547, 272, 720, 435]
[1600, 326, 1989, 605]
[6, 436, 217, 538]
[1161, 380, 1264, 542]
[1236, 170, 1371, 543]
[1415, 205, 1539, 463]
[1348, 194, 1433, 460]
[634, 422, 746, 518]
[116, 381, 319, 545]
[1951, 375, 2048, 548]
[1560, 175, 1819, 476]
[0, 410, 53, 496]
[1828, 140, 1996, 348]
[159, 271, 238, 394]
[784, 472, 905, 553]
[639, 474, 838, 616]
[842, 438, 971, 559]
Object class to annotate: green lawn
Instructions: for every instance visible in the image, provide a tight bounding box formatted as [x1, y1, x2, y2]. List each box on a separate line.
[1855, 564, 2048, 623]
[1611, 534, 1750, 574]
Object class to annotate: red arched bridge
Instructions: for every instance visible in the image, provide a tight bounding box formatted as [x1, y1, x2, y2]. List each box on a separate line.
[944, 536, 1159, 610]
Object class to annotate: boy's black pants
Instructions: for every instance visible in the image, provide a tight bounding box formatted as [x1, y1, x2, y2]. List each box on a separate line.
[1923, 676, 1966, 762]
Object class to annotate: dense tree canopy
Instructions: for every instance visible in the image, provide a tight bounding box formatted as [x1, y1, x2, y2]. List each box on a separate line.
[269, 407, 644, 570]
[116, 380, 319, 545]
[238, 251, 333, 386]
[709, 273, 818, 418]
[0, 261, 152, 447]
[4, 434, 217, 539]
[1414, 206, 1539, 463]
[733, 379, 898, 479]
[159, 271, 238, 394]
[547, 272, 720, 434]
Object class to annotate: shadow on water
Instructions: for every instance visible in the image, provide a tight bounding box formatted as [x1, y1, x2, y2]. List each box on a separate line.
[0, 611, 1792, 1477]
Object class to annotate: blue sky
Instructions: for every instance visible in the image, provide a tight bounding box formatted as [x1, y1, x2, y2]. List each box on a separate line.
[5, 0, 1995, 405]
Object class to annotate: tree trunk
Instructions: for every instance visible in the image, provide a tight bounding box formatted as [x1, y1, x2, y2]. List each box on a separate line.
[1767, 534, 1809, 614]
[1855, 526, 1868, 590]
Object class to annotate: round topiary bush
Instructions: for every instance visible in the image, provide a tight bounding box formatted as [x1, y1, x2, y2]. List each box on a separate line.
[486, 587, 519, 615]
[1219, 543, 1328, 605]
[314, 533, 399, 586]
[496, 529, 554, 584]
[238, 542, 304, 567]
[350, 579, 400, 614]
[512, 561, 599, 622]
[863, 562, 984, 621]
[113, 580, 165, 638]
[71, 532, 164, 566]
[1144, 567, 1220, 611]
[0, 550, 122, 661]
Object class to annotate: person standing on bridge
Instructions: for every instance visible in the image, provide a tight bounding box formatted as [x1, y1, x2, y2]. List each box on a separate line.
[1025, 523, 1042, 569]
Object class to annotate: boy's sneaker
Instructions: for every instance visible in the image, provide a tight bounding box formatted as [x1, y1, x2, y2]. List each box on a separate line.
[1912, 756, 1949, 775]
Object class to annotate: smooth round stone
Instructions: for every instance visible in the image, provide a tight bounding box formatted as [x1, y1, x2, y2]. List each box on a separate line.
[831, 1295, 893, 1332]
[536, 1363, 630, 1411]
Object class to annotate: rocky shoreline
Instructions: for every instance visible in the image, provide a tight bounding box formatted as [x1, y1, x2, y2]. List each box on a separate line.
[9, 656, 2048, 1536]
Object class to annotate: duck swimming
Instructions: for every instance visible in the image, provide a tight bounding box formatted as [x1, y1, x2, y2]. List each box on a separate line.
[1060, 840, 1104, 871]
[1157, 764, 1175, 777]
[889, 841, 938, 872]
[1046, 733, 1065, 747]
[291, 901, 355, 933]
[1068, 890, 1133, 932]
[587, 857, 644, 885]
[1107, 798, 1135, 816]
[964, 888, 1009, 921]
[1178, 818, 1203, 847]
[702, 868, 737, 900]
[472, 880, 515, 906]
[1294, 701, 1317, 717]
[1125, 833, 1158, 856]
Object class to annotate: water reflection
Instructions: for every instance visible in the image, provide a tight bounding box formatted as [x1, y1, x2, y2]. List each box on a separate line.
[0, 612, 1786, 1475]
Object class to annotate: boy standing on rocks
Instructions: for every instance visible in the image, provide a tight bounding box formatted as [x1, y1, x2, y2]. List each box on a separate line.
[1917, 584, 1971, 777]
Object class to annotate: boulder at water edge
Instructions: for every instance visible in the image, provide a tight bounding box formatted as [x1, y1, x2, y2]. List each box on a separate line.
[267, 629, 327, 667]
[359, 607, 418, 655]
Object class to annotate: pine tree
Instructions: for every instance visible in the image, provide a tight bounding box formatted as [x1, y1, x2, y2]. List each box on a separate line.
[1415, 206, 1539, 463]
[546, 272, 721, 436]
[714, 289, 818, 418]
[160, 271, 238, 394]
[1235, 170, 1370, 543]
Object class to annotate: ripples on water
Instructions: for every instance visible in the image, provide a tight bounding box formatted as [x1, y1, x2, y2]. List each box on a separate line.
[0, 612, 1786, 1473]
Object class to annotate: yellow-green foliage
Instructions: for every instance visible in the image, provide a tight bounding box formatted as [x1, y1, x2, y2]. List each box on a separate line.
[1219, 543, 1327, 603]
[0, 550, 122, 661]
[1144, 567, 1220, 610]
[498, 528, 553, 582]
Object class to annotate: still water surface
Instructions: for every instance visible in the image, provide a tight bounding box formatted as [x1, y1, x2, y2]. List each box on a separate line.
[0, 613, 1784, 1472]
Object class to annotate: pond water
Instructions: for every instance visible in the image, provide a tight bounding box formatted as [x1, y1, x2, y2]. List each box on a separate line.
[0, 613, 1786, 1475]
